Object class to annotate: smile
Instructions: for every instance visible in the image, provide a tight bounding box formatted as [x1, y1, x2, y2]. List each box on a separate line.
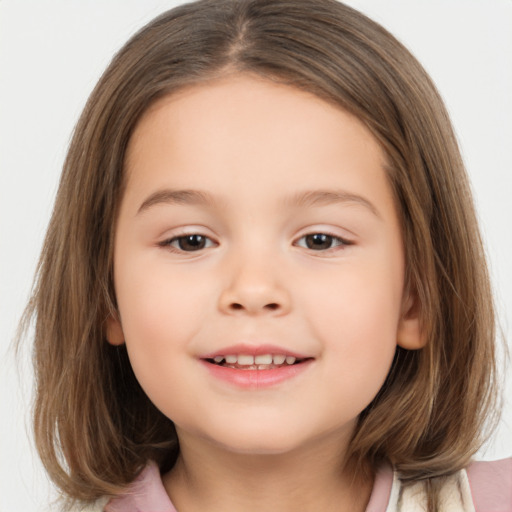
[200, 346, 314, 388]
[207, 353, 305, 370]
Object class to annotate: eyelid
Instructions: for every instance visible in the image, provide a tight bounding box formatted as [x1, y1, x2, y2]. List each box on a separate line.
[293, 229, 355, 252]
[159, 235, 217, 253]
[157, 227, 219, 253]
[156, 226, 355, 254]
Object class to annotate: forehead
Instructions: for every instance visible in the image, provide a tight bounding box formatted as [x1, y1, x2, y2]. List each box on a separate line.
[123, 74, 394, 217]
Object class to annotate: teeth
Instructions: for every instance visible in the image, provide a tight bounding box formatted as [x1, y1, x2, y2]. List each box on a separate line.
[211, 354, 301, 366]
[255, 354, 272, 365]
[273, 354, 286, 365]
[237, 354, 254, 365]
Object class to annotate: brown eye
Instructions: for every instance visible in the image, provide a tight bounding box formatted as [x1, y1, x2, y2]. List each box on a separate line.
[296, 233, 349, 251]
[179, 235, 206, 251]
[165, 234, 215, 252]
[305, 234, 333, 250]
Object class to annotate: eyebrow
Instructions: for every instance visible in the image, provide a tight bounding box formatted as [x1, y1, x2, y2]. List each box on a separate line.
[137, 188, 381, 219]
[285, 189, 381, 218]
[137, 189, 216, 214]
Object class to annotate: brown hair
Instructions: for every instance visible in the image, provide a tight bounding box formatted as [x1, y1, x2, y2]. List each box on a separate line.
[22, 0, 499, 508]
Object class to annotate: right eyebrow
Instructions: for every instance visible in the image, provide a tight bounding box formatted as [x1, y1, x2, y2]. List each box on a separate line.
[137, 189, 215, 215]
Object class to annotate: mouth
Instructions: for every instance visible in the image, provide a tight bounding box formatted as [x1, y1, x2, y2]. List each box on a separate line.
[204, 353, 311, 370]
[200, 346, 314, 388]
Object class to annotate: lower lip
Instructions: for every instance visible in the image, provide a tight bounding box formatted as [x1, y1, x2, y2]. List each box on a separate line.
[201, 360, 313, 388]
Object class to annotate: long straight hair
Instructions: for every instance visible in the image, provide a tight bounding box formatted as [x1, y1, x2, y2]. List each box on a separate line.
[22, 0, 498, 508]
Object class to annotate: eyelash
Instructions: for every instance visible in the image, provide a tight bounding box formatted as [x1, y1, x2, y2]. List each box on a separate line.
[159, 234, 216, 253]
[295, 232, 353, 251]
[159, 232, 353, 253]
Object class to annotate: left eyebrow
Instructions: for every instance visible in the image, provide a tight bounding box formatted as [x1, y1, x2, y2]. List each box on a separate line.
[285, 189, 382, 219]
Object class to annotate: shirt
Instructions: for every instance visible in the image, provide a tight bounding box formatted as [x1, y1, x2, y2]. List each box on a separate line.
[76, 457, 512, 511]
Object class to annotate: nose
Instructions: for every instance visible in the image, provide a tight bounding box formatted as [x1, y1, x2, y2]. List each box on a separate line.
[218, 253, 291, 316]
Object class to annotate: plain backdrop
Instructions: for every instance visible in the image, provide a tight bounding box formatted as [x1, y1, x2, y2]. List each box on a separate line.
[1, 1, 511, 511]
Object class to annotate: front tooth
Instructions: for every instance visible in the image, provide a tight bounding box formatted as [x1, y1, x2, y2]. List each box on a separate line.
[273, 354, 286, 365]
[237, 354, 254, 365]
[225, 355, 237, 364]
[254, 354, 272, 365]
[213, 356, 224, 363]
[285, 356, 296, 365]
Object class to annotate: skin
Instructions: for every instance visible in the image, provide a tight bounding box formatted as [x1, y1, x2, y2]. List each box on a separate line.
[107, 74, 424, 512]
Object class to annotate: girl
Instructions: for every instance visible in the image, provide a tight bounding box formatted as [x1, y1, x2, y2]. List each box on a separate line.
[20, 0, 511, 511]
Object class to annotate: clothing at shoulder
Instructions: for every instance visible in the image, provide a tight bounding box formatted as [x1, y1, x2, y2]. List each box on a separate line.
[66, 462, 174, 512]
[467, 458, 512, 511]
[71, 497, 110, 512]
[392, 458, 512, 512]
[69, 458, 511, 512]
[105, 461, 176, 512]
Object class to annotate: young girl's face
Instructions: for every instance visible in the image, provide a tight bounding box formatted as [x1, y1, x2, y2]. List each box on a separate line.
[108, 74, 422, 456]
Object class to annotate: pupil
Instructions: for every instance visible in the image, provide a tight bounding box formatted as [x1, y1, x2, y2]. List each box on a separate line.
[306, 233, 332, 250]
[179, 235, 206, 251]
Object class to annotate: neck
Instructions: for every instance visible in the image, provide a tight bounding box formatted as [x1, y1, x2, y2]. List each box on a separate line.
[163, 429, 373, 512]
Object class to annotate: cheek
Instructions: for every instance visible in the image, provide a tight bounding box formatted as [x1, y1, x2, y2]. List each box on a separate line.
[113, 262, 212, 398]
[302, 259, 402, 401]
[116, 260, 210, 343]
[305, 255, 403, 336]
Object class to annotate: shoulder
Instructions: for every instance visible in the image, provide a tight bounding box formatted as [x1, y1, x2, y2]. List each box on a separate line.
[66, 496, 110, 512]
[64, 462, 176, 512]
[396, 471, 472, 511]
[103, 461, 176, 512]
[394, 458, 511, 512]
[466, 457, 512, 511]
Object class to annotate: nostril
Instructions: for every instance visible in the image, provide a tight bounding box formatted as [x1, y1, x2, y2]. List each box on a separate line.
[229, 302, 280, 311]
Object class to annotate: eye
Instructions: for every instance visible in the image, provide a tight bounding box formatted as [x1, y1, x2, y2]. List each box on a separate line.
[161, 234, 216, 252]
[295, 233, 351, 251]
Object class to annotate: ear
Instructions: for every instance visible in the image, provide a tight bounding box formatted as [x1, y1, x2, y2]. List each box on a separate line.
[105, 314, 125, 346]
[396, 289, 427, 350]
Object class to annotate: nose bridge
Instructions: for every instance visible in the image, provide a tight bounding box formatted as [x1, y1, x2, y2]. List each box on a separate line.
[218, 238, 290, 315]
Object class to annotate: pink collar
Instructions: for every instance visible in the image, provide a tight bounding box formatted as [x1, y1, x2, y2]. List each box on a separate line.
[105, 460, 394, 512]
[105, 461, 177, 512]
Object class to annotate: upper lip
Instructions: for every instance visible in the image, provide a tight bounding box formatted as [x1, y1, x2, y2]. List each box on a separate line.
[200, 343, 312, 360]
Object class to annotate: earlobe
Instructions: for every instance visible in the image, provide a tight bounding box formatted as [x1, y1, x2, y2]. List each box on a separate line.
[396, 292, 427, 350]
[106, 315, 125, 346]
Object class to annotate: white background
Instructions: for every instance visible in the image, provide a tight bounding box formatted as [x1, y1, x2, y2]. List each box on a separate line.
[1, 1, 511, 510]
